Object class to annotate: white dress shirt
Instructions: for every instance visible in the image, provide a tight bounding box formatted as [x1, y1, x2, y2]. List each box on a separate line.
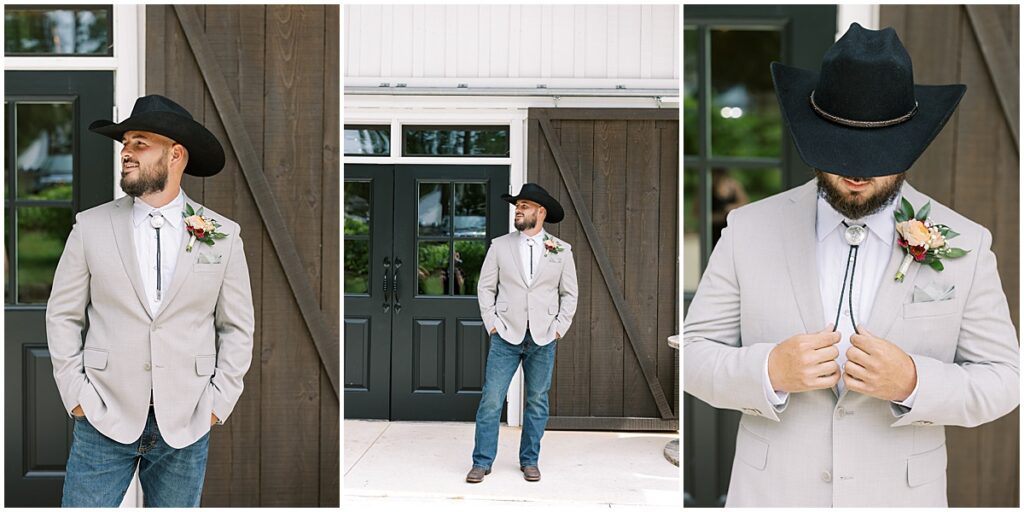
[764, 185, 919, 407]
[131, 189, 186, 315]
[519, 229, 546, 286]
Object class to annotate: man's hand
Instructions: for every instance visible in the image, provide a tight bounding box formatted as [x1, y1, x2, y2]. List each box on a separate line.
[556, 331, 561, 339]
[844, 326, 917, 402]
[768, 325, 841, 393]
[71, 405, 85, 418]
[489, 328, 497, 335]
[211, 414, 219, 426]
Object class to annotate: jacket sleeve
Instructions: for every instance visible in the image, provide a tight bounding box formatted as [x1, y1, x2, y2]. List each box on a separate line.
[554, 247, 578, 337]
[45, 217, 91, 415]
[210, 226, 255, 424]
[683, 211, 787, 422]
[890, 227, 1020, 427]
[477, 240, 501, 334]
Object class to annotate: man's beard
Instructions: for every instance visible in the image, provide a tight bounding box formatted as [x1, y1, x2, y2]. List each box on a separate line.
[815, 170, 905, 219]
[120, 158, 169, 197]
[514, 212, 537, 231]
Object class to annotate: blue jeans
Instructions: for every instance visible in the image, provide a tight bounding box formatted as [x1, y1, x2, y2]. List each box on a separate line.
[472, 330, 557, 469]
[62, 407, 210, 507]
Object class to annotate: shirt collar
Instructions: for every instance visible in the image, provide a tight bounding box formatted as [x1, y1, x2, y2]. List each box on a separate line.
[519, 229, 546, 245]
[132, 189, 186, 230]
[815, 184, 901, 246]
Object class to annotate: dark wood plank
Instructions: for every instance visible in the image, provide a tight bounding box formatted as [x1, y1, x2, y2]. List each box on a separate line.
[623, 119, 660, 418]
[656, 122, 679, 414]
[319, 5, 341, 507]
[541, 108, 679, 121]
[588, 119, 626, 417]
[570, 120, 594, 416]
[965, 5, 1019, 150]
[170, 5, 209, 200]
[145, 5, 167, 95]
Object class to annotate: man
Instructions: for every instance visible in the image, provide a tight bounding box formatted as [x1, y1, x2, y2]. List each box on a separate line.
[46, 95, 255, 507]
[467, 183, 579, 483]
[683, 23, 1019, 507]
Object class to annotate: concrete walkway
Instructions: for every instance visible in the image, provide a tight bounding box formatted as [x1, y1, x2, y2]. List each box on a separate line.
[344, 420, 680, 510]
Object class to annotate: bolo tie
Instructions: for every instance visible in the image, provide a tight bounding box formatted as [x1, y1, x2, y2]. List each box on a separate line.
[832, 221, 866, 332]
[526, 238, 536, 281]
[149, 211, 165, 302]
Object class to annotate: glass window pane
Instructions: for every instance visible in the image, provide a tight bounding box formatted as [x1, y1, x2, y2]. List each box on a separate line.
[418, 182, 451, 237]
[710, 28, 782, 158]
[683, 168, 701, 294]
[684, 28, 698, 156]
[454, 240, 485, 295]
[16, 102, 74, 201]
[404, 125, 510, 157]
[454, 182, 486, 237]
[417, 241, 449, 296]
[344, 125, 390, 156]
[5, 7, 112, 56]
[710, 167, 781, 248]
[344, 181, 370, 235]
[16, 206, 72, 303]
[344, 239, 370, 295]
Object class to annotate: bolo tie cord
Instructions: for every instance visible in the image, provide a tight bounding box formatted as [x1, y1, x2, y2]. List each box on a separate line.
[832, 221, 860, 332]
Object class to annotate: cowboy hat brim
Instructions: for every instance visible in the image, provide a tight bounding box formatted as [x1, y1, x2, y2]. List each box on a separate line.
[771, 61, 966, 178]
[501, 191, 565, 223]
[89, 111, 226, 177]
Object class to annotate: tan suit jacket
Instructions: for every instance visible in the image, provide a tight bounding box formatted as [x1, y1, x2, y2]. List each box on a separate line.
[477, 231, 579, 345]
[683, 180, 1019, 506]
[46, 193, 255, 449]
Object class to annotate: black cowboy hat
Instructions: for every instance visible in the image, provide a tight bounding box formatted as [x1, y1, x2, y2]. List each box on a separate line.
[771, 23, 966, 178]
[501, 183, 565, 223]
[89, 95, 226, 177]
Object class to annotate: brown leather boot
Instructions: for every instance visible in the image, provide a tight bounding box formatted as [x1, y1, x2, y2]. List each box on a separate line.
[520, 465, 541, 482]
[466, 466, 491, 483]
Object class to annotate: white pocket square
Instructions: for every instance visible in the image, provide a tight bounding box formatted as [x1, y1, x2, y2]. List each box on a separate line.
[913, 281, 955, 303]
[197, 252, 223, 264]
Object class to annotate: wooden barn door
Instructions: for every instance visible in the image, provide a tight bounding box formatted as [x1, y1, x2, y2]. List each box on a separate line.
[146, 5, 339, 506]
[880, 5, 1020, 507]
[527, 108, 679, 431]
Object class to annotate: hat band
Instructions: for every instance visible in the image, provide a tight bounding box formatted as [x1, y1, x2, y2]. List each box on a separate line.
[810, 90, 918, 128]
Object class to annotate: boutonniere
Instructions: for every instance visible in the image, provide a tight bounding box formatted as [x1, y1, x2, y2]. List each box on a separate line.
[542, 234, 564, 256]
[893, 198, 969, 282]
[182, 203, 228, 252]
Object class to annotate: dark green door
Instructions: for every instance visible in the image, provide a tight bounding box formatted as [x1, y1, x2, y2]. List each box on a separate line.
[344, 165, 510, 421]
[5, 71, 115, 506]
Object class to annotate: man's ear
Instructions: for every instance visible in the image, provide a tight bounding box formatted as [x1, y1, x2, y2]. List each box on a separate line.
[171, 143, 189, 167]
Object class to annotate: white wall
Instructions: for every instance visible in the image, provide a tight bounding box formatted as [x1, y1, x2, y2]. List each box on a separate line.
[345, 4, 679, 89]
[837, 4, 881, 39]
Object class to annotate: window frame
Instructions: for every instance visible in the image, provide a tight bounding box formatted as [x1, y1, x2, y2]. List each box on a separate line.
[4, 5, 115, 57]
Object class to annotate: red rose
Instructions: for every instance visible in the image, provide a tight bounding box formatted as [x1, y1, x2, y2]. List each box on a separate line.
[897, 237, 908, 248]
[195, 229, 205, 238]
[910, 244, 926, 261]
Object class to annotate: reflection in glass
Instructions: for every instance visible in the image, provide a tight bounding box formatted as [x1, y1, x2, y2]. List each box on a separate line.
[16, 206, 72, 303]
[418, 182, 451, 236]
[683, 168, 700, 294]
[5, 7, 111, 56]
[454, 240, 485, 295]
[344, 239, 370, 294]
[418, 241, 449, 296]
[344, 181, 370, 235]
[454, 182, 486, 237]
[16, 102, 74, 200]
[344, 125, 390, 156]
[404, 126, 510, 157]
[684, 28, 698, 155]
[710, 28, 782, 158]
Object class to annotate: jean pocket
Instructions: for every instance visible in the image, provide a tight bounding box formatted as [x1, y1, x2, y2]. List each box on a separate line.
[72, 414, 87, 423]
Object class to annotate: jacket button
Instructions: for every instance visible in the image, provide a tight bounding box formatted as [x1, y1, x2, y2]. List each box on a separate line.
[836, 407, 846, 419]
[822, 471, 832, 483]
[144, 362, 151, 371]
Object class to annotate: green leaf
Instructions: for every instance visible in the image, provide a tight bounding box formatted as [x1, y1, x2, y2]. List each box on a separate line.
[197, 207, 205, 217]
[211, 232, 228, 239]
[185, 203, 196, 216]
[943, 248, 969, 258]
[900, 197, 915, 220]
[894, 210, 907, 223]
[914, 201, 931, 221]
[944, 228, 960, 240]
[928, 259, 944, 271]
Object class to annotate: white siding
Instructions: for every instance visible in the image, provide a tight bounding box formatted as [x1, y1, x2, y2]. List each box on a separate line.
[345, 4, 679, 87]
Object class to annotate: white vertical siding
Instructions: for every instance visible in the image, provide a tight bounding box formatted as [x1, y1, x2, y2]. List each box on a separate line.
[345, 4, 679, 86]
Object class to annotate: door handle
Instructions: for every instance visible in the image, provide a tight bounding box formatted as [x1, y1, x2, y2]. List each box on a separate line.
[382, 257, 391, 312]
[393, 258, 402, 312]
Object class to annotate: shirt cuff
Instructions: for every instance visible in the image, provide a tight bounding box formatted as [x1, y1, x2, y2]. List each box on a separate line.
[763, 355, 789, 406]
[893, 379, 920, 408]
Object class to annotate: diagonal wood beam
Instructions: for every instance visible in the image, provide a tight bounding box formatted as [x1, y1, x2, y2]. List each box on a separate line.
[534, 109, 674, 419]
[965, 5, 1020, 154]
[173, 5, 339, 396]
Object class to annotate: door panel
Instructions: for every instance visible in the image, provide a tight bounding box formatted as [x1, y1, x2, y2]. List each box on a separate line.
[4, 70, 114, 506]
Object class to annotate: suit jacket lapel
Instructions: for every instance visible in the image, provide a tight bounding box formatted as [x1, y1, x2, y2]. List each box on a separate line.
[154, 193, 200, 321]
[531, 234, 550, 288]
[110, 195, 153, 320]
[509, 233, 530, 287]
